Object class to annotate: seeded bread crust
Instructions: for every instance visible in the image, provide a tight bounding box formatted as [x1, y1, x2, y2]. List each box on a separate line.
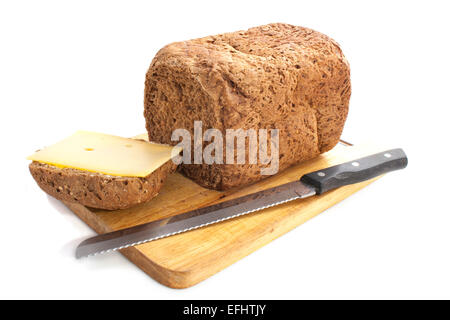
[29, 161, 177, 210]
[144, 23, 351, 190]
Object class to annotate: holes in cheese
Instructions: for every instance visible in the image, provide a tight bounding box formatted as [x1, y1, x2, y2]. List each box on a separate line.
[27, 131, 182, 177]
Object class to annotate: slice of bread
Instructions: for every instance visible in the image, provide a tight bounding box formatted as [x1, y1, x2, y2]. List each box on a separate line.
[29, 160, 177, 210]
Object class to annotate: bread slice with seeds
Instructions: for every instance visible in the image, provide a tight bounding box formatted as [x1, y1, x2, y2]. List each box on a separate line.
[29, 160, 176, 210]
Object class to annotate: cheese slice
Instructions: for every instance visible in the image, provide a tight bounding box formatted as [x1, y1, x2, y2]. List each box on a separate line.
[27, 131, 182, 177]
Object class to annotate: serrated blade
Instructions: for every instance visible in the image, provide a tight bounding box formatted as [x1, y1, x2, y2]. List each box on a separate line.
[75, 180, 316, 258]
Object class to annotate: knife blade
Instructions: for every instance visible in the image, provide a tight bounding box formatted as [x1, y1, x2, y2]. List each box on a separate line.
[76, 148, 407, 258]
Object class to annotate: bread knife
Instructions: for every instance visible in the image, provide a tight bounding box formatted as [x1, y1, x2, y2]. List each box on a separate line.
[75, 148, 407, 258]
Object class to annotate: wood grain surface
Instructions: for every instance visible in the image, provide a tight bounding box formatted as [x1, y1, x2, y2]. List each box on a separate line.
[64, 142, 384, 288]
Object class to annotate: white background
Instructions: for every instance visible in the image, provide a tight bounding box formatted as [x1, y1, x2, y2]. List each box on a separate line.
[1, 0, 449, 299]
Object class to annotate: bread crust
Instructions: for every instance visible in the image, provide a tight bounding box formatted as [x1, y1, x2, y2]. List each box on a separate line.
[144, 23, 351, 190]
[29, 161, 176, 210]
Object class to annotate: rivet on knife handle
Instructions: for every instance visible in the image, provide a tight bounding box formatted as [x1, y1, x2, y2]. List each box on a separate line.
[300, 148, 408, 194]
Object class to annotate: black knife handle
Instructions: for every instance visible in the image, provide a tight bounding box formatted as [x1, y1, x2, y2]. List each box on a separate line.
[300, 148, 408, 194]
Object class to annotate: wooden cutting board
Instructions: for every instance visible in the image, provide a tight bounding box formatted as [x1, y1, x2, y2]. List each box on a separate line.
[63, 142, 384, 288]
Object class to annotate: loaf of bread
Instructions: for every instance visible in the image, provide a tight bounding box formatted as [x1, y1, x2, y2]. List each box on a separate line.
[29, 160, 176, 210]
[144, 23, 351, 190]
